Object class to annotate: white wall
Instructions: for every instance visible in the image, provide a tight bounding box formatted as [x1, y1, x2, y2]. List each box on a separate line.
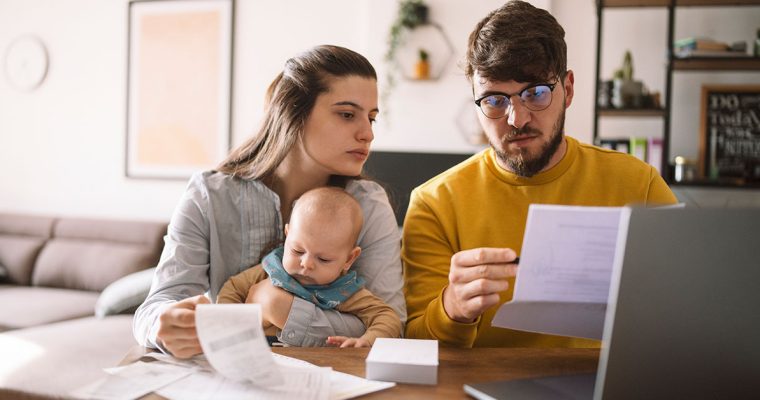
[1, 0, 758, 221]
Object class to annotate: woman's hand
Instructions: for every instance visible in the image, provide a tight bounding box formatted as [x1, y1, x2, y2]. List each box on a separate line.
[156, 295, 209, 359]
[326, 336, 371, 348]
[246, 278, 294, 329]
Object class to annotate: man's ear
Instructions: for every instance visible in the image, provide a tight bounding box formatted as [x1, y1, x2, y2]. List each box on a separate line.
[563, 69, 575, 109]
[343, 246, 362, 271]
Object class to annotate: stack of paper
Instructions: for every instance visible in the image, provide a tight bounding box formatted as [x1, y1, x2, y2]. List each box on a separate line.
[71, 304, 395, 400]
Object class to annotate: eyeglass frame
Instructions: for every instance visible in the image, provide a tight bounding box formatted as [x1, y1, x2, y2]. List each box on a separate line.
[473, 80, 560, 120]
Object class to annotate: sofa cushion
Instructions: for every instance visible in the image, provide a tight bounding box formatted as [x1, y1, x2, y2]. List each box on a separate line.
[0, 286, 99, 331]
[31, 217, 166, 292]
[0, 213, 55, 237]
[33, 240, 161, 292]
[0, 315, 135, 398]
[95, 267, 156, 318]
[0, 213, 54, 286]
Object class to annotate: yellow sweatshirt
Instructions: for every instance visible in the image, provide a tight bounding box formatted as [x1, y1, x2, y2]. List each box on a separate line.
[402, 137, 677, 348]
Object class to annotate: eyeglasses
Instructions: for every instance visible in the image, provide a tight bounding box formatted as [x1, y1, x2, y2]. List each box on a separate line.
[474, 82, 558, 119]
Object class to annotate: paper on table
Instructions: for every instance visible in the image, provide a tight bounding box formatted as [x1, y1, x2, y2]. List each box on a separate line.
[272, 353, 396, 400]
[492, 204, 623, 339]
[155, 364, 331, 400]
[329, 370, 396, 400]
[69, 361, 192, 400]
[195, 304, 284, 386]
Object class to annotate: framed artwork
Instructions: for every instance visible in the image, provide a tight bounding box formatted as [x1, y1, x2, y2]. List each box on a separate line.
[699, 84, 760, 183]
[126, 0, 233, 179]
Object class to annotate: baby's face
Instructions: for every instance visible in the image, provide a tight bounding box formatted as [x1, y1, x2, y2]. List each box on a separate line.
[282, 215, 356, 286]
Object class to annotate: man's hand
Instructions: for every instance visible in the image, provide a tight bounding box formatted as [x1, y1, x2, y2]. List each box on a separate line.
[156, 295, 209, 359]
[246, 278, 294, 329]
[326, 336, 371, 348]
[442, 247, 519, 323]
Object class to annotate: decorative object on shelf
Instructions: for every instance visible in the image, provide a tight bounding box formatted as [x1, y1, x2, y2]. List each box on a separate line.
[673, 156, 697, 183]
[699, 84, 760, 183]
[754, 28, 760, 57]
[611, 50, 644, 109]
[126, 0, 233, 180]
[3, 35, 49, 91]
[597, 80, 613, 108]
[414, 48, 430, 80]
[383, 0, 455, 103]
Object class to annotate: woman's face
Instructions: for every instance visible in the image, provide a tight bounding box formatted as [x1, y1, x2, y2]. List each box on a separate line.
[298, 76, 378, 177]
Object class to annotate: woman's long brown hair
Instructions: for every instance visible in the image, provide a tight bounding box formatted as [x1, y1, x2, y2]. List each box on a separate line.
[217, 45, 377, 182]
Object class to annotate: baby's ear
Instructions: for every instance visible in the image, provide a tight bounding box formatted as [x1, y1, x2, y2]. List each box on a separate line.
[284, 223, 290, 236]
[344, 246, 362, 270]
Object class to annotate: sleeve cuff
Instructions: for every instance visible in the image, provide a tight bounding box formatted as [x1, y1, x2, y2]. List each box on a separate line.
[278, 297, 317, 346]
[426, 287, 479, 347]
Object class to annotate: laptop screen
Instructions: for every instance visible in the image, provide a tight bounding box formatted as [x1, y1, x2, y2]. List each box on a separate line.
[596, 207, 760, 399]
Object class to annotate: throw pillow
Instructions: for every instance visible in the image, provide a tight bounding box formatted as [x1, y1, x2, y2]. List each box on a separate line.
[95, 267, 156, 318]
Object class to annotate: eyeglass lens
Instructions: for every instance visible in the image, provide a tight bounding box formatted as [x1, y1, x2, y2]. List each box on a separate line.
[479, 84, 553, 118]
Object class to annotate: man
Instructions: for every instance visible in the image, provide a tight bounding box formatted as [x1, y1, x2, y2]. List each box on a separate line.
[402, 0, 677, 348]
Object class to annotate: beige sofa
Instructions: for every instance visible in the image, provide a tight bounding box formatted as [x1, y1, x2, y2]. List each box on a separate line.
[0, 213, 166, 398]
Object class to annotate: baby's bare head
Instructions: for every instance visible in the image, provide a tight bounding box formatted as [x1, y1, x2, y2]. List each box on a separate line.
[290, 187, 363, 247]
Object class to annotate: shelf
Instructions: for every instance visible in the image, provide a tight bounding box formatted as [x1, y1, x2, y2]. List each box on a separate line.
[595, 0, 760, 189]
[598, 108, 666, 117]
[672, 57, 760, 71]
[602, 0, 760, 7]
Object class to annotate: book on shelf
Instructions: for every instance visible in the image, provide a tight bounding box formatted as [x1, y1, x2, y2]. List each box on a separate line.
[673, 37, 749, 58]
[599, 138, 629, 154]
[647, 137, 663, 173]
[674, 37, 729, 52]
[674, 48, 750, 58]
[630, 137, 647, 162]
[599, 137, 662, 172]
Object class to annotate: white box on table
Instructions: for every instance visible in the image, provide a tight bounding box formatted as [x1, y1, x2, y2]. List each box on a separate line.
[365, 338, 438, 385]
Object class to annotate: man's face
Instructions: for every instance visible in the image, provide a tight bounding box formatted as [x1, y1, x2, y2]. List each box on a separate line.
[472, 70, 574, 177]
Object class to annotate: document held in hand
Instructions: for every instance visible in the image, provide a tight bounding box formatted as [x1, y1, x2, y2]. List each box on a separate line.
[491, 204, 624, 340]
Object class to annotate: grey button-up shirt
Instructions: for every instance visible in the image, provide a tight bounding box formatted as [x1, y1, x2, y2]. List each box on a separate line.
[134, 171, 406, 348]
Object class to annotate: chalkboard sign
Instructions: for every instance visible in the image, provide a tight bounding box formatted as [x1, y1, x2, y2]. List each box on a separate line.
[699, 85, 760, 183]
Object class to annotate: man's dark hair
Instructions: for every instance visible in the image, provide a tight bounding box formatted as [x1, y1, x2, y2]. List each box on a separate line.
[465, 0, 566, 84]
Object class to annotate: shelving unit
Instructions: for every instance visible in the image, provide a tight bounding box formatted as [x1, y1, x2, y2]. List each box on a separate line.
[593, 0, 760, 187]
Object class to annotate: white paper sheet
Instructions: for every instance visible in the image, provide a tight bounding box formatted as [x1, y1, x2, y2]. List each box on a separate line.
[69, 361, 192, 400]
[515, 205, 622, 303]
[195, 303, 284, 386]
[271, 353, 396, 400]
[156, 364, 331, 400]
[492, 204, 623, 339]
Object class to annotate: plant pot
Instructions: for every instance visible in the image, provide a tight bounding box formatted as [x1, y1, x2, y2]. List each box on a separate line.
[612, 79, 643, 108]
[414, 60, 430, 79]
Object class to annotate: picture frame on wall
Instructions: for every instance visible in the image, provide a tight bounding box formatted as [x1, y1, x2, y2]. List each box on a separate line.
[699, 84, 760, 184]
[126, 0, 233, 179]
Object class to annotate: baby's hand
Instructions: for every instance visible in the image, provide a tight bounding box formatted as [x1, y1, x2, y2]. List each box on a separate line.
[326, 336, 371, 348]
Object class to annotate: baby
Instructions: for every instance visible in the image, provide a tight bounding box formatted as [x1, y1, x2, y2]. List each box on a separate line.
[217, 186, 402, 347]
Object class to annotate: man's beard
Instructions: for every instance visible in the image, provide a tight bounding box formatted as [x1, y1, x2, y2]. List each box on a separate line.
[492, 107, 565, 178]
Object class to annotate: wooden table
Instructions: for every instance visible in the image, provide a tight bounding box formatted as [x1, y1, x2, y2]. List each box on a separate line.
[125, 346, 599, 399]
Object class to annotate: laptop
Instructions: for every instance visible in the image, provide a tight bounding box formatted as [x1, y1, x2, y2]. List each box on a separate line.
[465, 207, 760, 400]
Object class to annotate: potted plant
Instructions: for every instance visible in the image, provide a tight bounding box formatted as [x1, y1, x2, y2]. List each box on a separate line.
[383, 0, 429, 102]
[414, 48, 430, 80]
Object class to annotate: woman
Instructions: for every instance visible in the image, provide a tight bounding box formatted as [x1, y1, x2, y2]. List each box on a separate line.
[133, 45, 405, 358]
